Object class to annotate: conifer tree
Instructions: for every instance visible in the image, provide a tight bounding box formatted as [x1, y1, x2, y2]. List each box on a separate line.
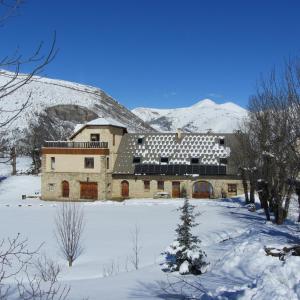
[162, 198, 209, 275]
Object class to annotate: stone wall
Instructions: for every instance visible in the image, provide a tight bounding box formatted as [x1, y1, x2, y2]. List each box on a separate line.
[41, 171, 108, 201]
[111, 176, 244, 199]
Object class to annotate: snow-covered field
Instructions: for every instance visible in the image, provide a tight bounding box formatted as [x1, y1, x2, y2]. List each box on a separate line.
[0, 174, 299, 299]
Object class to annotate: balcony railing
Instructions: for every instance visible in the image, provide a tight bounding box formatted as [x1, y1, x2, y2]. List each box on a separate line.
[44, 141, 108, 148]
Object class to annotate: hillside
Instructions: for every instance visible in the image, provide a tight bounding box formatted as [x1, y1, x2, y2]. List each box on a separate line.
[132, 99, 247, 133]
[0, 70, 154, 142]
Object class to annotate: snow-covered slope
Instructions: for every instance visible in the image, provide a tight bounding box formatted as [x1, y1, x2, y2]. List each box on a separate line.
[0, 70, 154, 139]
[132, 99, 247, 133]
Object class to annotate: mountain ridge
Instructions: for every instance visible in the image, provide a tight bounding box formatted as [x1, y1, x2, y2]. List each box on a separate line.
[132, 99, 247, 133]
[0, 70, 155, 143]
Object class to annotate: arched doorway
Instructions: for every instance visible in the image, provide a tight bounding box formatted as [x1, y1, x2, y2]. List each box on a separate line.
[62, 181, 70, 198]
[121, 180, 129, 197]
[192, 181, 213, 198]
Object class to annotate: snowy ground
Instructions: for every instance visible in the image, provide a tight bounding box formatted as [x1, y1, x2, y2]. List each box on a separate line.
[0, 173, 299, 299]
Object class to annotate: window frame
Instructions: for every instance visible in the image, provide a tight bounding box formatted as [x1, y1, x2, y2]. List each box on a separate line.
[191, 157, 199, 164]
[90, 133, 100, 142]
[144, 180, 150, 191]
[157, 180, 164, 191]
[84, 157, 94, 169]
[50, 157, 55, 170]
[228, 184, 237, 193]
[160, 157, 169, 164]
[133, 156, 141, 164]
[137, 137, 144, 145]
[48, 183, 55, 191]
[220, 158, 228, 165]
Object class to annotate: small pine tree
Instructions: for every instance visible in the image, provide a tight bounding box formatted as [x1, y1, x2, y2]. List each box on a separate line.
[162, 198, 209, 275]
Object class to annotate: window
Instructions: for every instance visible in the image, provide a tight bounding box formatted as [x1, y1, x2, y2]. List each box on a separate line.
[48, 183, 55, 191]
[133, 156, 141, 164]
[157, 180, 164, 191]
[113, 134, 115, 146]
[144, 180, 150, 191]
[137, 137, 144, 144]
[84, 157, 94, 168]
[219, 138, 225, 145]
[90, 134, 100, 141]
[228, 184, 237, 193]
[106, 157, 109, 169]
[50, 157, 55, 170]
[160, 157, 169, 164]
[220, 158, 228, 165]
[191, 157, 199, 164]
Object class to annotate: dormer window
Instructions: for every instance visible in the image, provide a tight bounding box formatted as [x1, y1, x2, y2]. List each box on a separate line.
[137, 137, 144, 144]
[90, 134, 100, 142]
[220, 158, 228, 165]
[219, 138, 225, 145]
[191, 158, 199, 164]
[160, 157, 169, 164]
[133, 156, 141, 164]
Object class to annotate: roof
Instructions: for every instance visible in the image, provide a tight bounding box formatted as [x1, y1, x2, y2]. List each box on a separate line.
[86, 117, 126, 128]
[70, 117, 127, 139]
[113, 132, 237, 175]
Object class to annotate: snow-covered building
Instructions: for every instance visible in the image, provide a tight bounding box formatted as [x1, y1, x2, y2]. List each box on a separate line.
[41, 118, 244, 201]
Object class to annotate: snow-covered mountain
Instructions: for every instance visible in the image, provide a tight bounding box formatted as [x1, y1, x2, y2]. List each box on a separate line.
[132, 99, 247, 133]
[0, 70, 154, 140]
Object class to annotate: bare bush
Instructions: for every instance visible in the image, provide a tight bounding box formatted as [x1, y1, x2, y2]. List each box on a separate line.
[0, 234, 70, 300]
[102, 260, 120, 278]
[55, 202, 85, 267]
[130, 225, 141, 270]
[34, 254, 61, 283]
[17, 270, 70, 300]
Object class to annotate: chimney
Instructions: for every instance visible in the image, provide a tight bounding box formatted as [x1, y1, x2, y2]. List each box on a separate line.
[176, 128, 183, 140]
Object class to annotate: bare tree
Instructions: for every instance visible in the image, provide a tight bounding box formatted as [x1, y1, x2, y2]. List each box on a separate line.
[232, 125, 258, 204]
[0, 234, 69, 300]
[130, 225, 141, 270]
[0, 1, 57, 173]
[244, 59, 300, 224]
[55, 202, 85, 267]
[19, 111, 73, 174]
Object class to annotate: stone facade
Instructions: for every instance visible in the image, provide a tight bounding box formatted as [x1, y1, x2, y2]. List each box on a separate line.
[41, 118, 244, 201]
[111, 176, 243, 199]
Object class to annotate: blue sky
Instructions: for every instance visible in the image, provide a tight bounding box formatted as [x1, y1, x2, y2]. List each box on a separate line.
[1, 0, 300, 109]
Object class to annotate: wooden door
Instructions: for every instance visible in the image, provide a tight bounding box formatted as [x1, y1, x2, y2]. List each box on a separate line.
[172, 181, 180, 198]
[80, 182, 98, 200]
[121, 181, 129, 197]
[62, 181, 69, 198]
[192, 181, 211, 198]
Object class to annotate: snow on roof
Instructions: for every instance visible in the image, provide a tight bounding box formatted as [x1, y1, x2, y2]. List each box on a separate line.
[73, 124, 84, 133]
[70, 117, 127, 139]
[86, 117, 126, 128]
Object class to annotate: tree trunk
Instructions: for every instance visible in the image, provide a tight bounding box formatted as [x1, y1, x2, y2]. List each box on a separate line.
[284, 185, 293, 220]
[257, 181, 270, 221]
[273, 192, 284, 225]
[68, 258, 72, 267]
[249, 173, 255, 204]
[297, 190, 300, 223]
[241, 169, 249, 204]
[11, 147, 16, 175]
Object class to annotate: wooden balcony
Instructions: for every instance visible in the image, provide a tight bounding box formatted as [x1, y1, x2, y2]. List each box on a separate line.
[42, 141, 109, 155]
[44, 141, 108, 148]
